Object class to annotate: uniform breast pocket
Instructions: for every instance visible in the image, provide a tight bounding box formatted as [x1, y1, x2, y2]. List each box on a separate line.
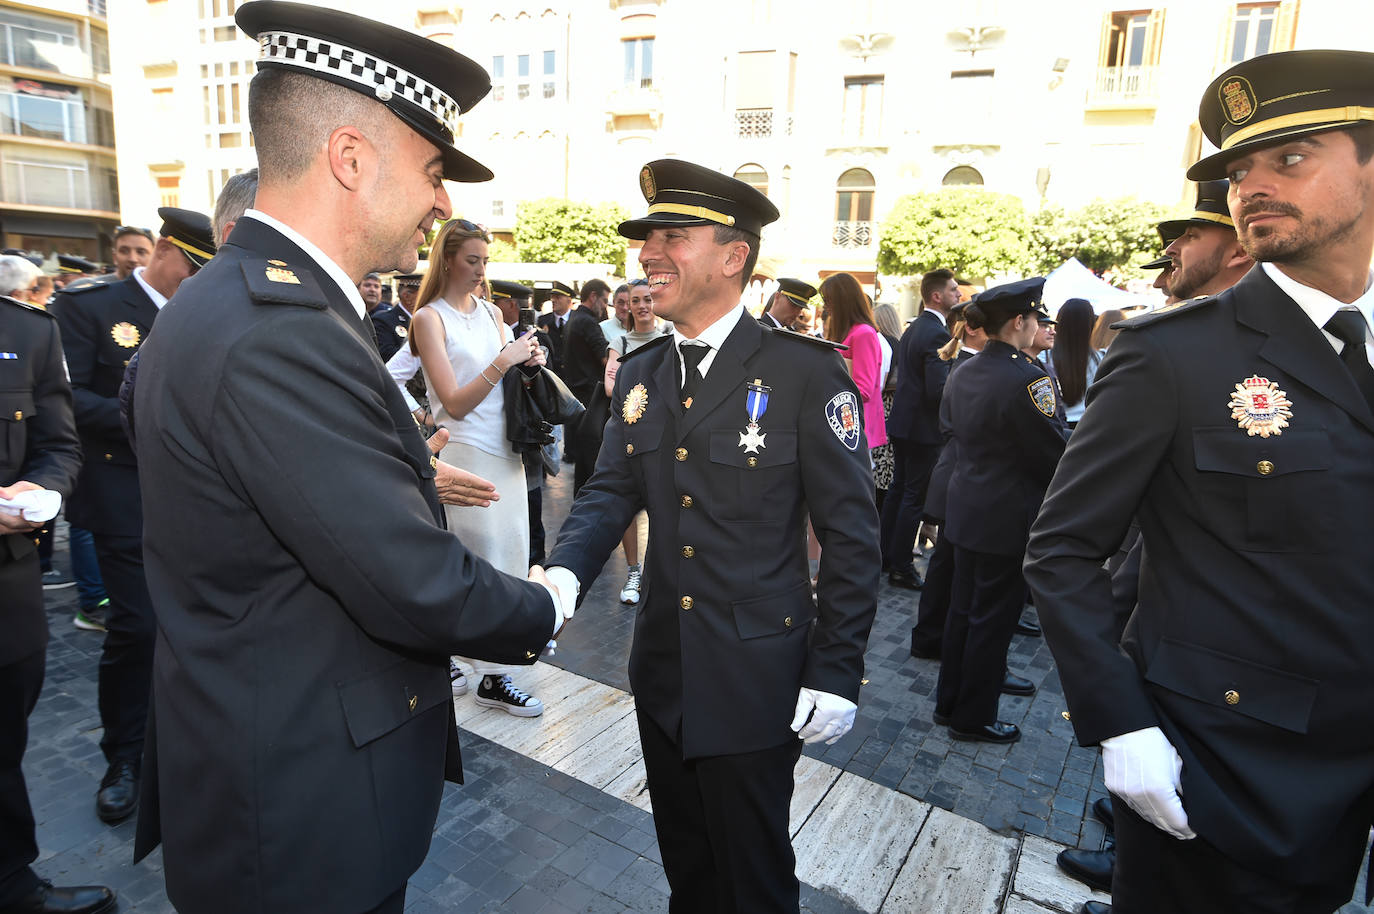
[1192, 426, 1335, 552]
[709, 429, 798, 523]
[0, 388, 35, 467]
[623, 418, 666, 487]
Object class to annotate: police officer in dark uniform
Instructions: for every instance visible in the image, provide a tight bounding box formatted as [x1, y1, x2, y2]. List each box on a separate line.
[1, 294, 116, 914]
[370, 273, 416, 363]
[934, 279, 1065, 745]
[536, 280, 575, 376]
[49, 207, 214, 825]
[545, 160, 879, 913]
[758, 278, 816, 331]
[1027, 51, 1374, 913]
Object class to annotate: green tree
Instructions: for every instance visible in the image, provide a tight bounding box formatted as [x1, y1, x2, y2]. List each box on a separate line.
[1029, 196, 1177, 279]
[877, 189, 1035, 281]
[487, 237, 518, 262]
[513, 198, 630, 274]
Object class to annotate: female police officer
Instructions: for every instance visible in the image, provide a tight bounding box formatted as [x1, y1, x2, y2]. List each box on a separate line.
[933, 278, 1066, 744]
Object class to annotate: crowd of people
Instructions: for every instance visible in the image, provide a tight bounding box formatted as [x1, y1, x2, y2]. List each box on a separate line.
[2, 4, 1373, 913]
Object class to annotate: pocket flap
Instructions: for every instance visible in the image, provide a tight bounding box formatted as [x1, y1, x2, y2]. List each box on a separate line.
[624, 419, 665, 458]
[731, 584, 816, 640]
[1193, 427, 1331, 477]
[709, 429, 797, 469]
[336, 660, 447, 748]
[0, 388, 35, 421]
[1145, 638, 1319, 734]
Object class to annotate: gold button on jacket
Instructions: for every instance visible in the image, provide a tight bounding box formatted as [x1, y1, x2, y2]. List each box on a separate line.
[680, 494, 693, 508]
[1225, 690, 1240, 705]
[680, 595, 694, 610]
[1256, 460, 1274, 476]
[681, 545, 694, 558]
[675, 447, 688, 461]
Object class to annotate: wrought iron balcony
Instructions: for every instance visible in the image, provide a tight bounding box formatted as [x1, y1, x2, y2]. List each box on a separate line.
[1086, 65, 1160, 107]
[833, 221, 874, 249]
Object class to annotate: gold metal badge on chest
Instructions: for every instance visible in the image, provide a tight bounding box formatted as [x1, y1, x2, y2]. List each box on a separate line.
[110, 322, 140, 348]
[623, 383, 648, 424]
[1228, 375, 1292, 437]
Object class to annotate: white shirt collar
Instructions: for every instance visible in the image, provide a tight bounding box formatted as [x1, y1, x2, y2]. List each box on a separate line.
[243, 209, 367, 320]
[1262, 261, 1374, 353]
[672, 304, 747, 381]
[131, 266, 167, 310]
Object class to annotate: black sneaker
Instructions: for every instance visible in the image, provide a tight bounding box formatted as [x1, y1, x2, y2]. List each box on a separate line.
[41, 569, 75, 589]
[475, 675, 543, 717]
[449, 658, 468, 697]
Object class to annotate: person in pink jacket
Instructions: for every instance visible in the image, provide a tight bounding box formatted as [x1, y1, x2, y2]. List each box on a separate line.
[821, 273, 888, 458]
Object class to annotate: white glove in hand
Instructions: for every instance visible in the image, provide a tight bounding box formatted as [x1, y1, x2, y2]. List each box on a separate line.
[1101, 726, 1196, 840]
[790, 688, 857, 745]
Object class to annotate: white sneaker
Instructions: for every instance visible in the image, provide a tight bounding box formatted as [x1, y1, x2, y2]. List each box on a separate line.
[620, 564, 642, 605]
[475, 674, 544, 717]
[449, 658, 468, 696]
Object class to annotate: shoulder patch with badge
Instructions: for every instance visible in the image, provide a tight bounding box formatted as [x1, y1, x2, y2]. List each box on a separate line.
[242, 260, 328, 309]
[1028, 377, 1057, 417]
[1117, 295, 1216, 331]
[825, 390, 862, 451]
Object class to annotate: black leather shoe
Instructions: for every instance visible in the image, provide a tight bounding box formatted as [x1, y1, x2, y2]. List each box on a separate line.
[1081, 903, 1111, 914]
[2, 880, 116, 914]
[1015, 617, 1042, 637]
[1092, 796, 1115, 833]
[1057, 846, 1115, 893]
[948, 721, 1020, 744]
[888, 567, 924, 590]
[910, 631, 941, 660]
[1001, 672, 1037, 696]
[932, 711, 950, 726]
[95, 760, 138, 824]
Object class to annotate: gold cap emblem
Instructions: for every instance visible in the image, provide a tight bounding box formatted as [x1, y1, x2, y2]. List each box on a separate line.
[1220, 76, 1256, 125]
[110, 322, 141, 349]
[639, 165, 657, 203]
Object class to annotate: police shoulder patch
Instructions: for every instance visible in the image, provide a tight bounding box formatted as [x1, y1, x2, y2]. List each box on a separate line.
[766, 326, 848, 352]
[241, 260, 328, 309]
[825, 390, 862, 451]
[1, 295, 53, 317]
[1028, 376, 1057, 417]
[1116, 295, 1216, 331]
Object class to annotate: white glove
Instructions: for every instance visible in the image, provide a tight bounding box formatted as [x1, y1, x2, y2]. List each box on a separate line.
[1101, 726, 1196, 840]
[0, 487, 60, 522]
[790, 688, 857, 745]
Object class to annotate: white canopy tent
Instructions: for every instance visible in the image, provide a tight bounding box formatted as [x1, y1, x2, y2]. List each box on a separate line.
[1043, 258, 1161, 315]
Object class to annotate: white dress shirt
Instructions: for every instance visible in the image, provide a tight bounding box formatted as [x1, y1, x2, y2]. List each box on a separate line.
[671, 305, 748, 385]
[132, 266, 168, 310]
[1262, 262, 1374, 359]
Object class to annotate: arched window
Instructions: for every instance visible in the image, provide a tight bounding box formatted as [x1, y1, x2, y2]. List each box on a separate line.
[835, 168, 874, 222]
[733, 163, 768, 198]
[942, 166, 984, 186]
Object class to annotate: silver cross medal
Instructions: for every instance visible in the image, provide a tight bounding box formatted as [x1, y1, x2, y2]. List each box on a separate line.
[740, 379, 770, 454]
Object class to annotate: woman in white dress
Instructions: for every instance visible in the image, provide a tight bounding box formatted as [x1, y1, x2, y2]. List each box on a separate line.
[409, 218, 547, 716]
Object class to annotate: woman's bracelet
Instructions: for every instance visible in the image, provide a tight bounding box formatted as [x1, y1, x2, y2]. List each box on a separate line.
[480, 366, 501, 387]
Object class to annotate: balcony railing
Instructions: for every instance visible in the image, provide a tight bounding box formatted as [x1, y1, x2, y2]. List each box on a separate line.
[735, 107, 792, 139]
[1086, 65, 1160, 106]
[833, 220, 874, 249]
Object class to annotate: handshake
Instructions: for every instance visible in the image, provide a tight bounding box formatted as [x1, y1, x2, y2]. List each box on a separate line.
[529, 564, 575, 638]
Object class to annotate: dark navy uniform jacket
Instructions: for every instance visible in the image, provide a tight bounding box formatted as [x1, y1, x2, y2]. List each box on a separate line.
[1027, 266, 1374, 888]
[370, 303, 411, 363]
[548, 310, 880, 760]
[941, 339, 1066, 557]
[887, 309, 952, 445]
[50, 275, 157, 536]
[129, 216, 556, 914]
[1, 296, 81, 665]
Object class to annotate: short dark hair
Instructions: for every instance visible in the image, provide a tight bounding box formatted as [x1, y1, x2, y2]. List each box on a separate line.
[580, 278, 610, 302]
[713, 225, 760, 291]
[1349, 122, 1374, 164]
[920, 269, 956, 303]
[249, 68, 387, 185]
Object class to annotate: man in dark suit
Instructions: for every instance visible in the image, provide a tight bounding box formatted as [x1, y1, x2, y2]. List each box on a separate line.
[546, 160, 879, 914]
[880, 268, 960, 589]
[1026, 51, 1374, 913]
[50, 206, 214, 826]
[369, 273, 416, 363]
[130, 7, 565, 914]
[1, 295, 114, 914]
[758, 278, 815, 331]
[536, 280, 575, 375]
[562, 279, 610, 493]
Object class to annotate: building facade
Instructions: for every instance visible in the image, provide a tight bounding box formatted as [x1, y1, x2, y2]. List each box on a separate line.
[0, 0, 116, 262]
[107, 0, 1372, 297]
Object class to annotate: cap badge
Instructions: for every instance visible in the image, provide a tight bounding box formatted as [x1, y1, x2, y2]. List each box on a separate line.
[739, 380, 770, 454]
[1028, 377, 1057, 418]
[266, 266, 300, 285]
[1229, 374, 1291, 437]
[825, 390, 861, 451]
[623, 383, 648, 424]
[639, 165, 657, 203]
[110, 322, 141, 349]
[1220, 76, 1257, 125]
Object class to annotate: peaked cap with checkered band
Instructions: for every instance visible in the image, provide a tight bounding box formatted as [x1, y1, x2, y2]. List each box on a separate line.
[236, 1, 493, 182]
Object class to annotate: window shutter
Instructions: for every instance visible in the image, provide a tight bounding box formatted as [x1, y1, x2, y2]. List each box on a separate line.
[1274, 0, 1300, 52]
[1145, 9, 1167, 67]
[1097, 11, 1114, 69]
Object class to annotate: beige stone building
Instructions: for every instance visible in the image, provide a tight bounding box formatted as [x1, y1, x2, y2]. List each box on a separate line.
[0, 0, 115, 261]
[107, 0, 1372, 296]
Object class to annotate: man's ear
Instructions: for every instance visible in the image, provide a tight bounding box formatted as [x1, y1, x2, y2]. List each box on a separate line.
[720, 240, 751, 283]
[327, 124, 371, 192]
[1224, 237, 1254, 270]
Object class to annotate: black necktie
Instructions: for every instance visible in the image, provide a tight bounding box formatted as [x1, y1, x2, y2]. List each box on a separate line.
[1323, 310, 1374, 411]
[679, 342, 708, 408]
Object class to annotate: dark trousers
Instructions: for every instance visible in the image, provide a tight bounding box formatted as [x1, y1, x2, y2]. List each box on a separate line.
[0, 552, 45, 909]
[880, 439, 940, 571]
[935, 546, 1024, 729]
[94, 533, 156, 765]
[359, 885, 405, 914]
[911, 529, 954, 656]
[527, 483, 546, 566]
[1112, 798, 1355, 914]
[636, 711, 802, 914]
[69, 524, 106, 609]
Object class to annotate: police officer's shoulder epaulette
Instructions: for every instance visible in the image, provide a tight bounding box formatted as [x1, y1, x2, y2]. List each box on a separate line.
[58, 279, 107, 295]
[616, 332, 671, 363]
[1115, 295, 1215, 331]
[241, 259, 328, 309]
[1, 294, 54, 317]
[765, 326, 849, 352]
